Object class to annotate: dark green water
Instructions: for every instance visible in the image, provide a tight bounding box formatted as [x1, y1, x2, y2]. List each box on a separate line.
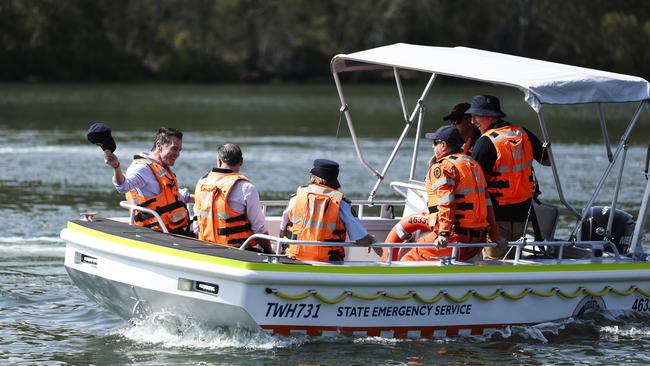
[1, 83, 650, 365]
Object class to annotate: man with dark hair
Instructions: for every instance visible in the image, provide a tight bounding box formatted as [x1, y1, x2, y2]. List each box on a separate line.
[467, 95, 550, 259]
[194, 143, 273, 254]
[104, 127, 191, 235]
[444, 102, 481, 155]
[281, 159, 375, 262]
[402, 125, 500, 261]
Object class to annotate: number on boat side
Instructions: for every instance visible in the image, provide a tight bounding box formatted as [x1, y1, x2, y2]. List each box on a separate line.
[632, 297, 650, 312]
[265, 302, 321, 318]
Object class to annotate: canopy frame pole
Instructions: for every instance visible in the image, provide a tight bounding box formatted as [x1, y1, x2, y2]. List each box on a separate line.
[409, 104, 425, 181]
[630, 162, 650, 258]
[598, 103, 613, 162]
[606, 142, 628, 239]
[332, 70, 382, 179]
[573, 101, 645, 238]
[394, 67, 410, 122]
[366, 73, 437, 201]
[535, 107, 581, 218]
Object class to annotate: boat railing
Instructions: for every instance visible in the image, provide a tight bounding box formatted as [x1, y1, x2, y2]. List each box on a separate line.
[242, 234, 622, 265]
[260, 199, 404, 219]
[241, 233, 492, 265]
[118, 201, 623, 264]
[119, 201, 169, 233]
[388, 181, 426, 199]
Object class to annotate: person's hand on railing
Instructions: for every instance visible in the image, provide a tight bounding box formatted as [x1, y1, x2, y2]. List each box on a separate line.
[435, 235, 448, 249]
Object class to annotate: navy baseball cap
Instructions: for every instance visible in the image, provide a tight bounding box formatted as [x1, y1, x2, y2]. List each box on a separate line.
[310, 159, 340, 188]
[465, 95, 506, 117]
[425, 125, 464, 149]
[86, 122, 116, 152]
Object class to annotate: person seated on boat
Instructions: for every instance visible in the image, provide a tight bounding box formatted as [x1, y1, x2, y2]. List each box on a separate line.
[467, 95, 550, 260]
[281, 159, 375, 262]
[194, 143, 274, 254]
[402, 125, 501, 262]
[105, 127, 192, 236]
[445, 102, 481, 156]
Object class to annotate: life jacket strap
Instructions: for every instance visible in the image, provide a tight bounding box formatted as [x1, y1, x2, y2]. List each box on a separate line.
[217, 223, 252, 236]
[224, 213, 247, 223]
[487, 180, 510, 189]
[455, 202, 474, 211]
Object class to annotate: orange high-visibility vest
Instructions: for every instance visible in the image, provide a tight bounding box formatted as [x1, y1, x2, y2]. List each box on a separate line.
[483, 125, 535, 205]
[285, 184, 347, 261]
[125, 157, 189, 233]
[426, 153, 489, 232]
[195, 171, 254, 247]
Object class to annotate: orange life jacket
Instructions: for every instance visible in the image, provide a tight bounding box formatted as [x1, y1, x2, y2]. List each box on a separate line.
[285, 184, 347, 261]
[125, 157, 189, 233]
[195, 171, 254, 247]
[427, 153, 489, 232]
[483, 125, 535, 205]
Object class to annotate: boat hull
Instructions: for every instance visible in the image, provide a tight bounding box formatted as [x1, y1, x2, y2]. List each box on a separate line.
[62, 219, 650, 337]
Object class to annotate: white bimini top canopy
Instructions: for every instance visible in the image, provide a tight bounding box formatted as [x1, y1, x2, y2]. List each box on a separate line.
[331, 43, 650, 111]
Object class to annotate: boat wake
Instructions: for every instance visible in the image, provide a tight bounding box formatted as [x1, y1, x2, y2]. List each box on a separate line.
[113, 311, 308, 350]
[110, 309, 650, 350]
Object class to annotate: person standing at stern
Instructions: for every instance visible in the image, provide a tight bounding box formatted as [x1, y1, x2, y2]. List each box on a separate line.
[468, 95, 550, 260]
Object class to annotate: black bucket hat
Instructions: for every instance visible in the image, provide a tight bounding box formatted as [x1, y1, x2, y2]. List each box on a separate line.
[466, 95, 506, 118]
[442, 102, 471, 122]
[310, 159, 340, 188]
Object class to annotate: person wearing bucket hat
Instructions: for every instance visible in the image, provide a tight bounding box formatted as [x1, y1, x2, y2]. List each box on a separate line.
[194, 143, 273, 254]
[281, 159, 376, 262]
[468, 95, 550, 260]
[444, 102, 481, 155]
[109, 127, 192, 236]
[401, 125, 500, 262]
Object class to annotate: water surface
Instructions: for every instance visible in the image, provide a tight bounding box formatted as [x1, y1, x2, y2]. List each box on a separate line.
[1, 84, 650, 365]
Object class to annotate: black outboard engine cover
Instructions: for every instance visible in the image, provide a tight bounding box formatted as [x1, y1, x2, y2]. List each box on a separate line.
[580, 206, 635, 254]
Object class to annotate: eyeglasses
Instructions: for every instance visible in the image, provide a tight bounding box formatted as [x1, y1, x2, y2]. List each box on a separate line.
[433, 139, 444, 146]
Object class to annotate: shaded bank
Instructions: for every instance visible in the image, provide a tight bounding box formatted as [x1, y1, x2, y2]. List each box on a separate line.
[0, 0, 649, 82]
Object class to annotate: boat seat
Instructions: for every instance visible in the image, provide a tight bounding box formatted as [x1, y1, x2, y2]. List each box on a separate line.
[532, 201, 560, 241]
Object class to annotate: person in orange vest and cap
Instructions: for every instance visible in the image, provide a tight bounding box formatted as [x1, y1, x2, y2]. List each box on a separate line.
[402, 125, 501, 261]
[281, 159, 375, 262]
[468, 95, 550, 259]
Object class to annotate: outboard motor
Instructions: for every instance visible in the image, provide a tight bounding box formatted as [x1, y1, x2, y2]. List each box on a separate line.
[580, 206, 635, 255]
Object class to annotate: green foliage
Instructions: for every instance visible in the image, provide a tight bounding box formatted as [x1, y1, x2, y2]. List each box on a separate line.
[0, 0, 648, 82]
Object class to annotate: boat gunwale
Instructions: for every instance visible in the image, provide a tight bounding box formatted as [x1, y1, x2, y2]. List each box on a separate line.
[64, 220, 650, 277]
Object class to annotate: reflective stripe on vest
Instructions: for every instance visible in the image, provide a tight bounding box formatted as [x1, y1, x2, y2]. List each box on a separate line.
[484, 124, 535, 205]
[427, 153, 489, 231]
[285, 184, 346, 261]
[195, 172, 254, 246]
[125, 157, 189, 233]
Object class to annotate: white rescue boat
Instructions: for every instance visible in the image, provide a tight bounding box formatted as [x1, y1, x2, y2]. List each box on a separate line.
[62, 44, 650, 338]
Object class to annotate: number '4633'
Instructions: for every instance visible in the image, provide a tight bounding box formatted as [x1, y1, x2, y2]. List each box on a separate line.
[632, 297, 650, 312]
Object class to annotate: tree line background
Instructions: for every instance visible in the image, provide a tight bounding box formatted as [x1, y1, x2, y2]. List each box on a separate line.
[1, 0, 649, 82]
